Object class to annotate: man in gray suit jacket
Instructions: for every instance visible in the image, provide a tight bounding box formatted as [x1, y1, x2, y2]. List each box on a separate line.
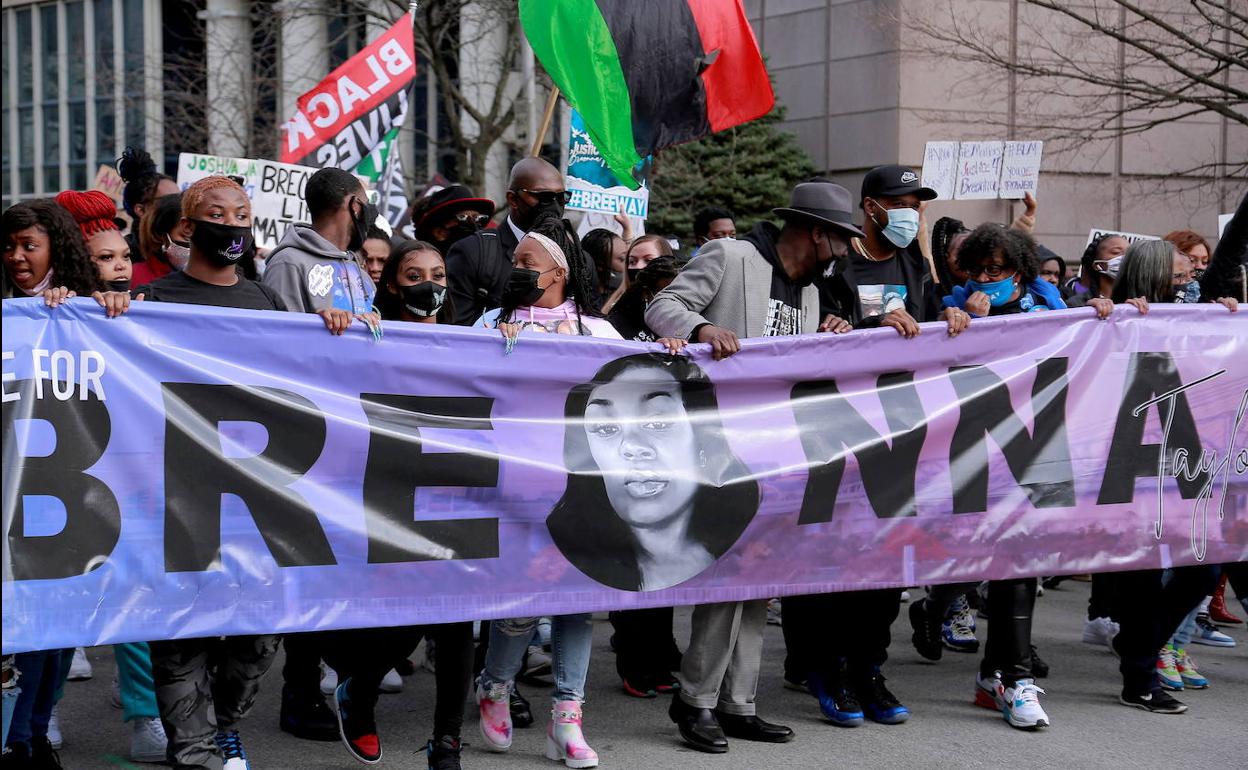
[645, 181, 864, 753]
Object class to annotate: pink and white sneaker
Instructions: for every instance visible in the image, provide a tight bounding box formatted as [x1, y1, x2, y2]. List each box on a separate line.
[477, 679, 513, 751]
[545, 700, 598, 769]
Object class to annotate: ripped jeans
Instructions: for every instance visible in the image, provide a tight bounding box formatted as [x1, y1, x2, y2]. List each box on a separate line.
[480, 614, 593, 703]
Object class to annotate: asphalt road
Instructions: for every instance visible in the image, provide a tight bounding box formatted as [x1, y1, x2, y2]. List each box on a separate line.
[53, 580, 1248, 769]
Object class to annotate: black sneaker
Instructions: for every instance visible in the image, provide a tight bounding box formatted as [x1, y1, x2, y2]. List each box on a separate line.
[509, 683, 534, 728]
[31, 735, 64, 769]
[1120, 687, 1187, 714]
[855, 668, 910, 724]
[1030, 645, 1050, 679]
[426, 735, 463, 770]
[280, 684, 341, 742]
[909, 599, 943, 661]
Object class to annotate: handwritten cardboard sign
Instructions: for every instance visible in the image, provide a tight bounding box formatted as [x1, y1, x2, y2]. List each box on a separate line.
[954, 141, 1004, 200]
[91, 164, 125, 204]
[920, 142, 959, 201]
[1219, 213, 1233, 237]
[1000, 140, 1043, 199]
[1085, 228, 1159, 247]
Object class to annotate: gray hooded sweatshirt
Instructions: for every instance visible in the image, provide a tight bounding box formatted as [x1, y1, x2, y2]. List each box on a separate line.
[262, 224, 376, 315]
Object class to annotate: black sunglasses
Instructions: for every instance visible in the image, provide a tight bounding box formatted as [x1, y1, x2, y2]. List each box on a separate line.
[515, 188, 572, 205]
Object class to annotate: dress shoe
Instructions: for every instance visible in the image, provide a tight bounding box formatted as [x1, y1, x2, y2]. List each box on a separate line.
[668, 695, 728, 753]
[714, 711, 795, 743]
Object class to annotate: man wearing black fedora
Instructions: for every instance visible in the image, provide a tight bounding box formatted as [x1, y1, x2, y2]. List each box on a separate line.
[644, 180, 863, 754]
[412, 184, 496, 256]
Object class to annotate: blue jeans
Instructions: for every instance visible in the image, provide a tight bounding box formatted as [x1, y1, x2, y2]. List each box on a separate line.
[481, 614, 592, 702]
[1169, 606, 1200, 648]
[6, 650, 61, 750]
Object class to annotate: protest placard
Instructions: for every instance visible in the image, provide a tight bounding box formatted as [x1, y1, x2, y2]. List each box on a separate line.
[954, 141, 1004, 200]
[91, 164, 125, 204]
[1085, 227, 1159, 247]
[920, 141, 959, 200]
[566, 109, 649, 221]
[177, 153, 322, 249]
[1219, 213, 1233, 237]
[999, 140, 1043, 199]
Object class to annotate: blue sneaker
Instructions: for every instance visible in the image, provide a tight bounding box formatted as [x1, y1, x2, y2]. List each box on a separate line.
[807, 672, 864, 727]
[214, 730, 250, 770]
[1192, 614, 1236, 647]
[942, 595, 980, 653]
[855, 668, 910, 724]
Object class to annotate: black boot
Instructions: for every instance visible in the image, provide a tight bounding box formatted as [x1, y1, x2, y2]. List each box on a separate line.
[30, 736, 64, 769]
[279, 683, 340, 742]
[668, 694, 729, 753]
[509, 683, 534, 728]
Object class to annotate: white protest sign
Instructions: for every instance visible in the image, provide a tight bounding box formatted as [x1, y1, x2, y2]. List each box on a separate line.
[1085, 227, 1159, 247]
[178, 153, 341, 250]
[920, 141, 959, 201]
[1219, 213, 1233, 237]
[954, 141, 1004, 200]
[999, 140, 1043, 199]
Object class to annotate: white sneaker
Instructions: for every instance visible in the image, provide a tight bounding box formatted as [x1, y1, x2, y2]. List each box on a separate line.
[1002, 679, 1049, 729]
[319, 665, 338, 695]
[1082, 616, 1120, 650]
[379, 668, 403, 694]
[974, 672, 1004, 711]
[900, 590, 911, 602]
[130, 717, 168, 763]
[68, 647, 93, 681]
[47, 704, 64, 748]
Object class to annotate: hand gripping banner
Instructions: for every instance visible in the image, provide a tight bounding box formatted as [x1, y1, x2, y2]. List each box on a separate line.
[2, 300, 1245, 653]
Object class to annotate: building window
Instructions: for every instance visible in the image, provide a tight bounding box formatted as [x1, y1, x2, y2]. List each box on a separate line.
[2, 0, 159, 204]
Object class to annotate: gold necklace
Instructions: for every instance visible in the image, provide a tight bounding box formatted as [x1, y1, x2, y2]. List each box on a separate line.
[852, 237, 883, 262]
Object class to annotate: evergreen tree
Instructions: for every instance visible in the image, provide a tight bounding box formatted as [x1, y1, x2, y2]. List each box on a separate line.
[646, 105, 816, 244]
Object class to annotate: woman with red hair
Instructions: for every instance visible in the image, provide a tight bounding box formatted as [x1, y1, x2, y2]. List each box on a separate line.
[54, 189, 133, 291]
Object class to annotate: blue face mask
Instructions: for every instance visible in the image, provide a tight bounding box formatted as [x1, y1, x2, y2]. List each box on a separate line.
[870, 201, 920, 249]
[966, 275, 1018, 307]
[1173, 280, 1201, 304]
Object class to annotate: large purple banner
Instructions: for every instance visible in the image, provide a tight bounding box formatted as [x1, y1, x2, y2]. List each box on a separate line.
[2, 299, 1246, 653]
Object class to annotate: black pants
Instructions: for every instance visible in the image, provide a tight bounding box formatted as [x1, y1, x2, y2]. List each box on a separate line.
[323, 623, 474, 739]
[980, 579, 1036, 685]
[1113, 566, 1217, 695]
[281, 631, 331, 697]
[782, 588, 902, 682]
[609, 608, 681, 681]
[1087, 573, 1117, 621]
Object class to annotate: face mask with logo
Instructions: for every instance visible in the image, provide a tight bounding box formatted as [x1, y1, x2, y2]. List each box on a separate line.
[966, 275, 1018, 307]
[605, 270, 623, 292]
[106, 278, 131, 292]
[164, 236, 192, 271]
[401, 281, 447, 317]
[190, 220, 253, 267]
[1173, 280, 1201, 304]
[871, 201, 920, 249]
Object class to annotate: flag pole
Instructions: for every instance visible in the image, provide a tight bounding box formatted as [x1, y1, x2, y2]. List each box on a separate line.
[530, 86, 560, 157]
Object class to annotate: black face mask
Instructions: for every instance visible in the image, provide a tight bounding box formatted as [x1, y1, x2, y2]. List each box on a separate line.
[349, 200, 378, 252]
[605, 270, 623, 293]
[190, 220, 254, 267]
[441, 221, 481, 249]
[106, 278, 131, 292]
[516, 198, 566, 230]
[503, 266, 546, 307]
[626, 267, 641, 284]
[400, 281, 446, 318]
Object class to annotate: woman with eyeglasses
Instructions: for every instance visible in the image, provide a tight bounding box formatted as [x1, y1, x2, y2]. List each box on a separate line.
[941, 223, 1068, 317]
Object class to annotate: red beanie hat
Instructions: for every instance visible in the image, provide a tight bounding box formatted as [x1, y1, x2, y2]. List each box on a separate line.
[55, 190, 119, 240]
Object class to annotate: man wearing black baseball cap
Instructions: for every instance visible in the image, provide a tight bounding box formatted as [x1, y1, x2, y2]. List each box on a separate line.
[819, 164, 970, 339]
[644, 180, 861, 755]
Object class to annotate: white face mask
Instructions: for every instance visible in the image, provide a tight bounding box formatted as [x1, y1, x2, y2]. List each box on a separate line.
[22, 268, 55, 296]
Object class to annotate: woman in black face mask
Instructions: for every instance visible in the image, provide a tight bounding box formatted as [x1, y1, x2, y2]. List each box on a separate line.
[374, 240, 455, 323]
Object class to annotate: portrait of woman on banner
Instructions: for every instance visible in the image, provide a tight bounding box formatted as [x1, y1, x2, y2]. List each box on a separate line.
[547, 353, 760, 591]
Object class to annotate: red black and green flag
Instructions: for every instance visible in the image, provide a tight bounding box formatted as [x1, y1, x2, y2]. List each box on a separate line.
[519, 0, 774, 189]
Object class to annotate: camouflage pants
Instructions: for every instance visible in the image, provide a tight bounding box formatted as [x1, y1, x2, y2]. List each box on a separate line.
[151, 635, 280, 770]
